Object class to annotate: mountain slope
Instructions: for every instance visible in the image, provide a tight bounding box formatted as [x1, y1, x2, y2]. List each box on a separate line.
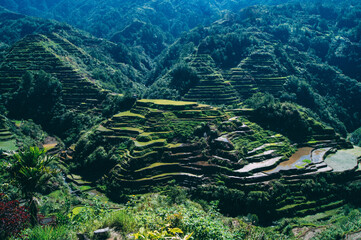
[0, 7, 149, 91]
[146, 1, 361, 136]
[0, 34, 107, 110]
[68, 98, 356, 221]
[0, 0, 294, 38]
[0, 0, 299, 62]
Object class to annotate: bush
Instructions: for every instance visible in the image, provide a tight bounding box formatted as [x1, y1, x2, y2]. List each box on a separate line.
[349, 127, 361, 146]
[0, 193, 30, 239]
[244, 93, 313, 142]
[18, 225, 75, 240]
[7, 70, 63, 128]
[102, 210, 136, 233]
[170, 63, 199, 96]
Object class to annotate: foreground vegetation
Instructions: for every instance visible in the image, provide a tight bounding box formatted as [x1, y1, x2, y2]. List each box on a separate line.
[2, 178, 361, 239]
[1, 0, 361, 239]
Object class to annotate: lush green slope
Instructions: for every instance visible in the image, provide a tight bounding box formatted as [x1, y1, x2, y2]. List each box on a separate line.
[68, 98, 358, 222]
[2, 1, 361, 138]
[0, 7, 150, 90]
[146, 1, 361, 137]
[0, 115, 56, 152]
[0, 0, 309, 65]
[1, 1, 361, 238]
[0, 0, 294, 39]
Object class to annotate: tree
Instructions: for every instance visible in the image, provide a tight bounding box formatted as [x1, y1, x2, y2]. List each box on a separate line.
[7, 70, 63, 127]
[5, 147, 58, 226]
[170, 63, 199, 95]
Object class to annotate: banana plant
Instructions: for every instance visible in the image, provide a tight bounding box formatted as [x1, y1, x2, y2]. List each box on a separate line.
[5, 146, 59, 226]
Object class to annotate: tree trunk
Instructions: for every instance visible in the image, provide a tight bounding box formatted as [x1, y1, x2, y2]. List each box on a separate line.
[28, 197, 39, 226]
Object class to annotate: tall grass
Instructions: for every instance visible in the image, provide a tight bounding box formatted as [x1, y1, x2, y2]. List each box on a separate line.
[102, 210, 137, 233]
[21, 225, 75, 240]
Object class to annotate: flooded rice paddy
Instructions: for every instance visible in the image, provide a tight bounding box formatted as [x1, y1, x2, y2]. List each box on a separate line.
[324, 146, 361, 172]
[266, 147, 330, 174]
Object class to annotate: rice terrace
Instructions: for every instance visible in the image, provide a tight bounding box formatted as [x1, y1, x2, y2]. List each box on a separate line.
[1, 0, 361, 239]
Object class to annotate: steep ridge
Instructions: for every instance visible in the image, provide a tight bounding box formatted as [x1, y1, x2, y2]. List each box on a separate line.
[182, 54, 239, 105]
[0, 34, 108, 110]
[0, 8, 147, 95]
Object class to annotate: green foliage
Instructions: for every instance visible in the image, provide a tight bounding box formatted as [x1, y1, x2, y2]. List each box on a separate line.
[349, 127, 361, 146]
[0, 95, 6, 116]
[170, 63, 199, 95]
[166, 121, 200, 142]
[7, 71, 63, 127]
[51, 111, 103, 146]
[245, 93, 314, 142]
[126, 193, 291, 239]
[303, 159, 312, 164]
[5, 146, 58, 199]
[71, 129, 120, 180]
[9, 120, 48, 149]
[198, 32, 251, 68]
[91, 68, 144, 94]
[101, 93, 136, 118]
[40, 190, 71, 218]
[102, 209, 136, 232]
[133, 225, 193, 240]
[4, 146, 59, 225]
[164, 185, 188, 205]
[16, 225, 75, 240]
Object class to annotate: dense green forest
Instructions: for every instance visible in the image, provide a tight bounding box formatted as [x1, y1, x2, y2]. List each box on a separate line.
[145, 1, 361, 137]
[1, 0, 361, 239]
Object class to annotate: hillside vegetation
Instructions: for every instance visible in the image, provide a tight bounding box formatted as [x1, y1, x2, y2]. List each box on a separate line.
[1, 0, 361, 239]
[147, 1, 361, 138]
[67, 99, 358, 222]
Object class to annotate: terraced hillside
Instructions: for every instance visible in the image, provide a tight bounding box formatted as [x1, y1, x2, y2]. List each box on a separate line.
[223, 67, 258, 100]
[71, 99, 359, 219]
[236, 51, 287, 94]
[182, 54, 239, 105]
[0, 34, 107, 110]
[0, 115, 16, 151]
[181, 52, 286, 104]
[76, 99, 294, 186]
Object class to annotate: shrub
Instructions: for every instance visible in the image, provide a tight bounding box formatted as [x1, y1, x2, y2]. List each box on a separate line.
[170, 63, 199, 96]
[102, 210, 136, 233]
[18, 225, 75, 240]
[0, 193, 30, 239]
[349, 127, 361, 146]
[133, 225, 193, 240]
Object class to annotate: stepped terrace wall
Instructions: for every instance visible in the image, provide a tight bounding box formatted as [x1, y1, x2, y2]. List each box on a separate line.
[0, 34, 107, 111]
[72, 99, 299, 191]
[182, 54, 239, 105]
[0, 116, 16, 151]
[70, 99, 360, 220]
[181, 52, 287, 104]
[236, 51, 287, 95]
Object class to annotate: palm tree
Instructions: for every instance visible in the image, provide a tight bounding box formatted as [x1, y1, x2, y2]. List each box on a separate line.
[5, 146, 59, 225]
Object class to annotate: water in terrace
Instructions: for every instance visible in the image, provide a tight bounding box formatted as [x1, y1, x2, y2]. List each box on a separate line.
[312, 148, 331, 163]
[265, 147, 313, 173]
[325, 146, 361, 172]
